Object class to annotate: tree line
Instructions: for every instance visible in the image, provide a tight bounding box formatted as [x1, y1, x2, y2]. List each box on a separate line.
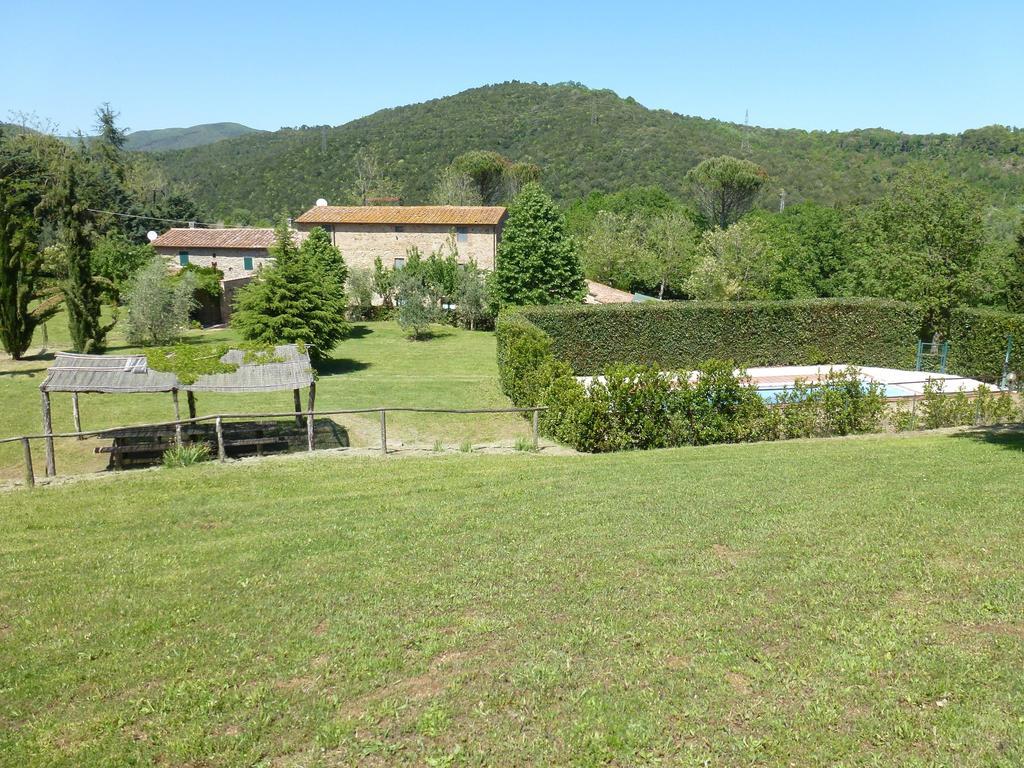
[572, 155, 1024, 335]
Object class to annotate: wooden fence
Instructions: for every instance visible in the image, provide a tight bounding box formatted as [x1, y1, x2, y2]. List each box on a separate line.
[0, 406, 547, 488]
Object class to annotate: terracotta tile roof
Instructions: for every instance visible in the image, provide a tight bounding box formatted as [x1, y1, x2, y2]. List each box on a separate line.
[151, 228, 283, 250]
[294, 205, 507, 226]
[585, 280, 636, 305]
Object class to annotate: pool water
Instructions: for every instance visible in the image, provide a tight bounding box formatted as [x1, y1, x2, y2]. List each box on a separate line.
[757, 382, 914, 403]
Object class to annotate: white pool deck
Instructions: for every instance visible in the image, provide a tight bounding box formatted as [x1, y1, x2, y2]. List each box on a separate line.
[577, 365, 997, 398]
[743, 365, 993, 397]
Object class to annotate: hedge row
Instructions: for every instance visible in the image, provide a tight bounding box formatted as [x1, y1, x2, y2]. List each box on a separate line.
[507, 298, 924, 378]
[496, 298, 927, 408]
[948, 307, 1024, 383]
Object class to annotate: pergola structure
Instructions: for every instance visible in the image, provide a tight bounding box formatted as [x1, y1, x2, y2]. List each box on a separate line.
[38, 345, 315, 476]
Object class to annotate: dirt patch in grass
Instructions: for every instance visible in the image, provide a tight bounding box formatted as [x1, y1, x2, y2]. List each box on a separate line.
[312, 619, 328, 636]
[339, 645, 494, 718]
[712, 544, 750, 567]
[725, 671, 753, 695]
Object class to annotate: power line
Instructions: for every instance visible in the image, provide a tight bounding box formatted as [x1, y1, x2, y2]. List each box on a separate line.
[84, 208, 242, 229]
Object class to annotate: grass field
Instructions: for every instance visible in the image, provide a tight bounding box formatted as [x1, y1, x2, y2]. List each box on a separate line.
[0, 316, 531, 482]
[2, 428, 1023, 766]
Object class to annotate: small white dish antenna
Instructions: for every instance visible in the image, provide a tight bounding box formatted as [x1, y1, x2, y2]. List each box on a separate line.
[315, 198, 328, 207]
[146, 230, 158, 242]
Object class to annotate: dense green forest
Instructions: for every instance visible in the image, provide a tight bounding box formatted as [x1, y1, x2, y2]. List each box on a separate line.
[150, 81, 1024, 222]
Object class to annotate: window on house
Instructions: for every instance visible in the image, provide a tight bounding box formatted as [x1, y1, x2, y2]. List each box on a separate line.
[394, 257, 406, 270]
[456, 226, 468, 243]
[243, 256, 254, 271]
[178, 251, 189, 266]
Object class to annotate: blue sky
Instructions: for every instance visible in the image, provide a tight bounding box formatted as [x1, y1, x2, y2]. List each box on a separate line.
[3, 1, 1022, 135]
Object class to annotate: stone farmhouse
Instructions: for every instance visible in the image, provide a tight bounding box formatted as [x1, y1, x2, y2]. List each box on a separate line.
[292, 204, 507, 272]
[153, 205, 508, 323]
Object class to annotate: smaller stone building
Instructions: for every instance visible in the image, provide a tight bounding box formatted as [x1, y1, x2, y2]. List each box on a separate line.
[293, 205, 507, 271]
[151, 228, 285, 280]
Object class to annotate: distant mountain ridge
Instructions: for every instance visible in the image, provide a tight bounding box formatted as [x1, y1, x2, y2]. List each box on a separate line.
[49, 122, 262, 152]
[120, 122, 262, 152]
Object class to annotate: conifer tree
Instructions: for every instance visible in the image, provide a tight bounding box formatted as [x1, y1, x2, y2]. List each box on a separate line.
[55, 160, 112, 353]
[232, 219, 349, 361]
[0, 136, 61, 358]
[299, 226, 348, 297]
[493, 183, 585, 306]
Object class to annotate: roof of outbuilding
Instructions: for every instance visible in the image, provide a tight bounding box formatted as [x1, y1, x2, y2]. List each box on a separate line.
[151, 228, 280, 250]
[40, 346, 314, 394]
[585, 280, 636, 305]
[294, 205, 506, 226]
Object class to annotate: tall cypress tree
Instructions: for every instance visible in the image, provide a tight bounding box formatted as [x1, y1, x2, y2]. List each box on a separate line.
[56, 160, 111, 353]
[493, 183, 586, 306]
[0, 135, 61, 359]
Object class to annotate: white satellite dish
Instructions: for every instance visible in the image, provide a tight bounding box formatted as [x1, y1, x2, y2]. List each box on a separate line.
[315, 198, 328, 207]
[146, 230, 158, 242]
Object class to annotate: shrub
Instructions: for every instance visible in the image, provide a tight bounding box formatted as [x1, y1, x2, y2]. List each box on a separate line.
[920, 379, 975, 429]
[665, 361, 773, 446]
[395, 268, 440, 339]
[347, 268, 375, 320]
[972, 385, 1018, 425]
[540, 360, 773, 453]
[774, 368, 886, 438]
[162, 442, 211, 468]
[948, 307, 1024, 384]
[124, 257, 198, 345]
[495, 310, 559, 406]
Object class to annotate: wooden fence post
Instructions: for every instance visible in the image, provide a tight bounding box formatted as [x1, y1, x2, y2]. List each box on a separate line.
[215, 417, 226, 462]
[293, 389, 303, 428]
[532, 408, 539, 450]
[72, 393, 82, 439]
[21, 438, 35, 488]
[40, 390, 55, 478]
[379, 410, 387, 457]
[171, 389, 183, 447]
[306, 382, 316, 452]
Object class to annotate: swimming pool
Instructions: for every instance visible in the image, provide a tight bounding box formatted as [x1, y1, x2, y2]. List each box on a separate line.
[756, 382, 915, 403]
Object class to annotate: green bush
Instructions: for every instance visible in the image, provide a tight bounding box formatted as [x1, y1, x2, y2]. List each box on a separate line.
[948, 307, 1024, 384]
[496, 310, 559, 406]
[540, 361, 774, 453]
[511, 298, 922, 376]
[536, 361, 893, 453]
[774, 368, 887, 438]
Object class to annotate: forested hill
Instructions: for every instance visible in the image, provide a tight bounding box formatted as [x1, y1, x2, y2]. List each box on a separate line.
[151, 81, 1024, 221]
[119, 123, 261, 152]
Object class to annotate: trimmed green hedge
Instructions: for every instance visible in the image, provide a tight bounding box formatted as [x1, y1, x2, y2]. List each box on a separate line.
[497, 298, 925, 407]
[948, 307, 1024, 383]
[505, 299, 923, 379]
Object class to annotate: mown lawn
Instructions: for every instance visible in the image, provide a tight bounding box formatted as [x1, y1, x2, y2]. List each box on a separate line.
[2, 429, 1023, 766]
[0, 317, 530, 482]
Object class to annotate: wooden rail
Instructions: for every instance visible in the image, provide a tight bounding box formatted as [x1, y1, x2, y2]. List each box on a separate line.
[0, 406, 548, 487]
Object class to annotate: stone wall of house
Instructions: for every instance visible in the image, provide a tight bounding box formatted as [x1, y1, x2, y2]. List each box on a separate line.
[294, 223, 500, 271]
[157, 247, 272, 280]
